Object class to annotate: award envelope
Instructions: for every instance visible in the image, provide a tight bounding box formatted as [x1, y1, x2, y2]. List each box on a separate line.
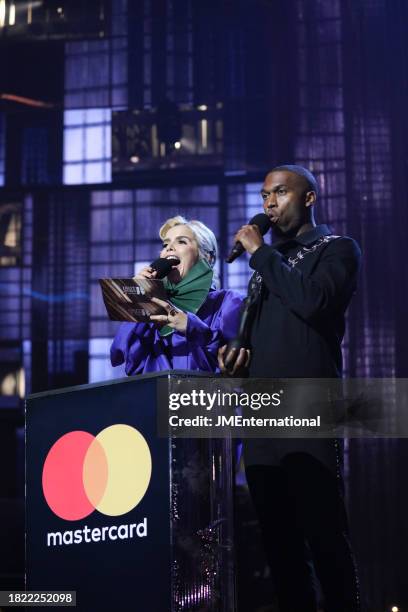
[99, 278, 171, 322]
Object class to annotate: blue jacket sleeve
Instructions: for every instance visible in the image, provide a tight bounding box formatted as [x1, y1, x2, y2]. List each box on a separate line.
[249, 237, 361, 321]
[110, 322, 156, 372]
[185, 291, 243, 348]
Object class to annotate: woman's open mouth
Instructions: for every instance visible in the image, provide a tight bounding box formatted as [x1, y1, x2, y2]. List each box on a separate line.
[165, 256, 180, 265]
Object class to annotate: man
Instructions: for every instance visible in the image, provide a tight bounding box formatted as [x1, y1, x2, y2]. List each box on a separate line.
[219, 165, 361, 612]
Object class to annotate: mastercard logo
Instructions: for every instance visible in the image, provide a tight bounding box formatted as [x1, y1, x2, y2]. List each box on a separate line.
[42, 425, 152, 521]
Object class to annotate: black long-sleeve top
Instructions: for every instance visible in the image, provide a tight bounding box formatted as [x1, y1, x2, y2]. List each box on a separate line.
[247, 224, 361, 378]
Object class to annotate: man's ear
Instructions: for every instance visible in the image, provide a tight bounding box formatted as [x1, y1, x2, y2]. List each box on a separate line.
[305, 190, 317, 208]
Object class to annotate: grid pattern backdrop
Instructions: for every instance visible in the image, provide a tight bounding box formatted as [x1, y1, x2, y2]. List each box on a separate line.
[0, 113, 5, 187]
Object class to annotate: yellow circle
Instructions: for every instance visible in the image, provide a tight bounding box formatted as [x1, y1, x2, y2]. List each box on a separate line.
[92, 424, 152, 516]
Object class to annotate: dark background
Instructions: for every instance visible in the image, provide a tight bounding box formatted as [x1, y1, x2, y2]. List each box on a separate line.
[0, 1, 407, 610]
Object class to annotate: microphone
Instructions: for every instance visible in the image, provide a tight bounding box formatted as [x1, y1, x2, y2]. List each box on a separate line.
[150, 257, 180, 279]
[224, 297, 252, 373]
[225, 213, 271, 263]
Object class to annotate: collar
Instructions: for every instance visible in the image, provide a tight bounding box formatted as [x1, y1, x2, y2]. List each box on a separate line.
[272, 224, 332, 249]
[159, 259, 213, 337]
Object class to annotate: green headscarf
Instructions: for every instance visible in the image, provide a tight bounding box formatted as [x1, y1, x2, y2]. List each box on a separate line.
[159, 259, 214, 336]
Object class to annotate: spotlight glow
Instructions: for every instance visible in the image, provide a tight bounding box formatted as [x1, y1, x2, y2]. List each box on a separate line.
[200, 119, 208, 149]
[0, 0, 6, 27]
[9, 2, 15, 26]
[174, 141, 181, 149]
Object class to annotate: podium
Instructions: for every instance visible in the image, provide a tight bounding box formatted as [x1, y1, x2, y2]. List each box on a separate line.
[26, 372, 235, 611]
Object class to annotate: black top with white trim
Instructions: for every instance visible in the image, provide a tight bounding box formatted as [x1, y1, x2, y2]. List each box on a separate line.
[247, 224, 361, 378]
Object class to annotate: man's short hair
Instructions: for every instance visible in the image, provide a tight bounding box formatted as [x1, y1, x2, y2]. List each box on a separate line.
[271, 164, 319, 196]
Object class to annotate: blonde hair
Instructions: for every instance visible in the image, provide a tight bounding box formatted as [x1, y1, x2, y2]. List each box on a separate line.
[159, 216, 220, 287]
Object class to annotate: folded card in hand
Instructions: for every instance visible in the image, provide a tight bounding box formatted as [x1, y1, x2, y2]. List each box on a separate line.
[99, 278, 171, 322]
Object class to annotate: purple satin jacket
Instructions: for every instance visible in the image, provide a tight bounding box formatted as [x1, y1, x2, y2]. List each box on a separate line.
[110, 289, 243, 375]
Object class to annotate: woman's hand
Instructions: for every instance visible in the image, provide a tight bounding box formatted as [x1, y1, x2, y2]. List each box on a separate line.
[149, 297, 188, 333]
[134, 265, 158, 280]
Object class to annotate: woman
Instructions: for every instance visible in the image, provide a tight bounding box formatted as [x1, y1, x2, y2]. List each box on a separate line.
[110, 216, 243, 374]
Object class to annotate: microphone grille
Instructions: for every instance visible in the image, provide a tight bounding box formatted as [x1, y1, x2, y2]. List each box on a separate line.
[249, 213, 272, 236]
[150, 257, 180, 279]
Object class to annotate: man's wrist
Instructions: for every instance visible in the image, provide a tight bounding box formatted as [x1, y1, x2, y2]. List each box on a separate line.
[249, 243, 277, 269]
[247, 242, 264, 255]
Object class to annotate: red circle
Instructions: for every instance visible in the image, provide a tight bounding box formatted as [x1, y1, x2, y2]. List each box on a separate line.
[42, 431, 97, 521]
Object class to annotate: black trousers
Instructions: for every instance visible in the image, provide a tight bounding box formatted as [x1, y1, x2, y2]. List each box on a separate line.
[245, 453, 360, 612]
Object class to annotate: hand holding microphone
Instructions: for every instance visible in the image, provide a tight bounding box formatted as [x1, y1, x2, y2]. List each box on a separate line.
[226, 213, 271, 263]
[218, 296, 252, 375]
[134, 257, 180, 280]
[218, 344, 251, 376]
